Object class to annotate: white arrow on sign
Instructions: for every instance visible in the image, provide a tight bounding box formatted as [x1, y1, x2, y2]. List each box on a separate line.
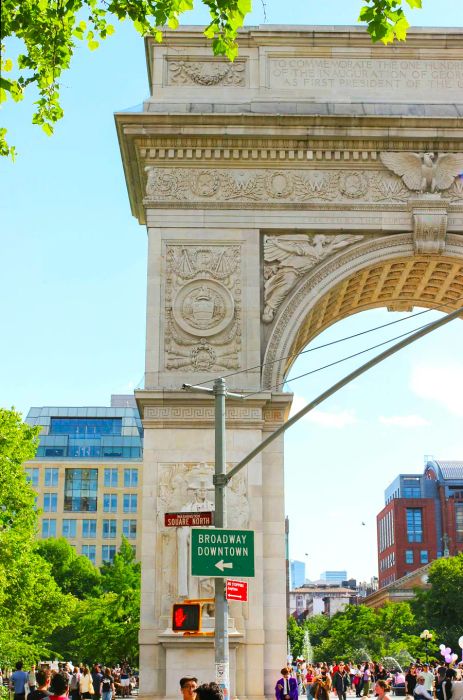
[215, 560, 233, 572]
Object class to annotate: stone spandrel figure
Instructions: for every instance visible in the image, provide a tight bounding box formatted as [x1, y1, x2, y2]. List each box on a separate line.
[177, 477, 214, 599]
[263, 234, 363, 322]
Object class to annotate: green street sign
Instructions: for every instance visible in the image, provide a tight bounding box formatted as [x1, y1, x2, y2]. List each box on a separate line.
[191, 528, 255, 578]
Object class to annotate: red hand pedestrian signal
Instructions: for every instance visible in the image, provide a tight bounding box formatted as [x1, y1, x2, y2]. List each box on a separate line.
[174, 607, 187, 628]
[172, 603, 201, 632]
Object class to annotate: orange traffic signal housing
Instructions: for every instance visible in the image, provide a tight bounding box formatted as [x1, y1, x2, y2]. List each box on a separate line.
[172, 603, 201, 632]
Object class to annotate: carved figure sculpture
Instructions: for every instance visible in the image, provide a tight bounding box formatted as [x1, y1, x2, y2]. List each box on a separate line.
[177, 473, 215, 599]
[380, 152, 463, 193]
[263, 234, 363, 322]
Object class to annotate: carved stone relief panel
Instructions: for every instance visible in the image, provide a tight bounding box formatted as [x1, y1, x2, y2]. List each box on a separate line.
[263, 234, 364, 322]
[146, 166, 463, 204]
[146, 165, 463, 205]
[380, 152, 463, 194]
[408, 198, 449, 254]
[165, 243, 242, 372]
[156, 462, 249, 615]
[166, 59, 246, 87]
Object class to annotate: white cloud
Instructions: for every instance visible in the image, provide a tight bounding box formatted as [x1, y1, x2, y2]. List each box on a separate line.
[289, 395, 357, 428]
[410, 363, 463, 417]
[379, 414, 431, 428]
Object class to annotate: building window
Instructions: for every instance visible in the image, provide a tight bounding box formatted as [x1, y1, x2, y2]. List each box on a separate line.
[50, 417, 122, 436]
[420, 550, 429, 564]
[64, 468, 98, 512]
[25, 468, 39, 487]
[403, 477, 421, 498]
[82, 519, 97, 538]
[456, 503, 463, 543]
[103, 519, 117, 539]
[405, 550, 414, 564]
[62, 519, 77, 538]
[123, 494, 137, 513]
[122, 519, 137, 539]
[103, 494, 118, 513]
[124, 468, 138, 487]
[104, 468, 118, 488]
[42, 518, 56, 538]
[406, 508, 423, 543]
[102, 545, 116, 563]
[82, 544, 96, 564]
[44, 467, 59, 487]
[43, 493, 58, 512]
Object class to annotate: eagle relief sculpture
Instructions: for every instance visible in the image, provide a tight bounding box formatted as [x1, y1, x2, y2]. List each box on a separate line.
[380, 152, 463, 193]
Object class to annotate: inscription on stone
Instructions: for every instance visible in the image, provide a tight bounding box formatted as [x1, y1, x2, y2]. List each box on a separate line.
[269, 58, 463, 99]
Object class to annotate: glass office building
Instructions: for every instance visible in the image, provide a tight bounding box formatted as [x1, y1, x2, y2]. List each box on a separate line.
[24, 395, 143, 565]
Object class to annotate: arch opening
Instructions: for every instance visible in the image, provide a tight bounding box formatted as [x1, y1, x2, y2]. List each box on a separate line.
[265, 252, 463, 388]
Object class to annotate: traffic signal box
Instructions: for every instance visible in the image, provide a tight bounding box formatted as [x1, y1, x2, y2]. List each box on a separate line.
[172, 603, 201, 633]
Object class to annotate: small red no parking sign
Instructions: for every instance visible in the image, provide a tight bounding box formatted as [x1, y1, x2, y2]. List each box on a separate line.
[226, 579, 248, 602]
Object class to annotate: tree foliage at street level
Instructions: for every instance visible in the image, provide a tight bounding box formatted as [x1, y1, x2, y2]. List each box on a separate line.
[1, 0, 423, 158]
[288, 601, 437, 662]
[0, 409, 73, 666]
[412, 552, 463, 651]
[36, 537, 101, 598]
[42, 536, 141, 664]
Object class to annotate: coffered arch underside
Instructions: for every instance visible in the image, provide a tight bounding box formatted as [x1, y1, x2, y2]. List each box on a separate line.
[262, 234, 463, 389]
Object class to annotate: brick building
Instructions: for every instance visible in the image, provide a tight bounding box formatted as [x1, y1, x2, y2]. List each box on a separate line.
[377, 458, 463, 588]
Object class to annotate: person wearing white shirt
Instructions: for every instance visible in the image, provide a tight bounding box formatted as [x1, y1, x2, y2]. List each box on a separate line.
[414, 677, 433, 700]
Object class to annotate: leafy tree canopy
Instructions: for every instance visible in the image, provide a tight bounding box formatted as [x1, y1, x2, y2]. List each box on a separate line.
[2, 0, 422, 158]
[43, 538, 140, 663]
[288, 601, 433, 663]
[36, 537, 101, 598]
[67, 537, 141, 664]
[412, 553, 463, 651]
[0, 409, 73, 666]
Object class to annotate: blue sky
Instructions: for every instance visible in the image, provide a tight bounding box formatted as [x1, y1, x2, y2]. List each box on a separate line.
[2, 0, 463, 581]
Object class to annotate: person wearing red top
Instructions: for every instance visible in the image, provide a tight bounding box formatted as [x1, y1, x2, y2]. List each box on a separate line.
[48, 674, 69, 700]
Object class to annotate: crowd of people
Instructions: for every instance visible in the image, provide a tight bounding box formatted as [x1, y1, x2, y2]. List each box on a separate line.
[276, 660, 463, 700]
[5, 662, 137, 700]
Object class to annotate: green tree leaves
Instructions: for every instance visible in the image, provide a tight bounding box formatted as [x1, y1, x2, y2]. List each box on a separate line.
[412, 553, 463, 650]
[288, 599, 435, 663]
[0, 409, 72, 666]
[2, 0, 425, 157]
[359, 0, 422, 44]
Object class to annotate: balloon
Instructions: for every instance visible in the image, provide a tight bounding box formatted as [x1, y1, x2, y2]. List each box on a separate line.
[458, 637, 463, 649]
[440, 644, 446, 651]
[445, 655, 452, 663]
[440, 650, 447, 656]
[445, 647, 452, 655]
[451, 654, 458, 663]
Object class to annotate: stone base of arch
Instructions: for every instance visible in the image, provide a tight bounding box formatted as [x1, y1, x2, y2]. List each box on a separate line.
[135, 390, 293, 700]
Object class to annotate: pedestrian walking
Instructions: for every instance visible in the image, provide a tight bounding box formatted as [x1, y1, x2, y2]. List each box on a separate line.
[332, 663, 350, 700]
[28, 669, 51, 700]
[275, 668, 299, 700]
[101, 669, 115, 700]
[375, 680, 392, 700]
[179, 677, 197, 700]
[79, 667, 94, 700]
[10, 662, 29, 700]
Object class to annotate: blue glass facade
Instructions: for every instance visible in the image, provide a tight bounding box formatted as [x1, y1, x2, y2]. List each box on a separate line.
[26, 405, 143, 460]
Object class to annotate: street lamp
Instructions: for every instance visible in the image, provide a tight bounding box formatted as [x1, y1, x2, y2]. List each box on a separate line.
[420, 629, 433, 663]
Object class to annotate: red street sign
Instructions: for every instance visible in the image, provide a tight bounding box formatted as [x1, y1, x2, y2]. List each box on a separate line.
[226, 579, 248, 602]
[164, 511, 214, 527]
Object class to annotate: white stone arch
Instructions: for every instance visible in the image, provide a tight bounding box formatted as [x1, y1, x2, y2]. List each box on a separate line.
[262, 232, 463, 389]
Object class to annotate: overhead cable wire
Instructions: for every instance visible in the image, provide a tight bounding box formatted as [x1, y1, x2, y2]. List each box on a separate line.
[186, 297, 460, 390]
[241, 315, 449, 399]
